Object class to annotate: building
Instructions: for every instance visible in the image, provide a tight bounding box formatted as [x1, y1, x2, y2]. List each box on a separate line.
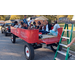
[34, 16, 48, 25]
[27, 16, 48, 25]
[57, 17, 69, 23]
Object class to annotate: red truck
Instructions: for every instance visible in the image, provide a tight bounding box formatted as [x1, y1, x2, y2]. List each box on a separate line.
[11, 27, 65, 60]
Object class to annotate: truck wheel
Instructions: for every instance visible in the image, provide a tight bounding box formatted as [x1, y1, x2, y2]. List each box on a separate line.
[24, 43, 34, 60]
[11, 34, 16, 43]
[50, 43, 62, 52]
[1, 29, 3, 34]
[5, 32, 7, 36]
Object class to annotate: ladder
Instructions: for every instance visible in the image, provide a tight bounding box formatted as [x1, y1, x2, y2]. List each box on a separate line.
[54, 23, 73, 60]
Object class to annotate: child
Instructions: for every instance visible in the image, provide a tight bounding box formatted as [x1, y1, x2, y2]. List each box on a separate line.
[67, 38, 75, 47]
[23, 23, 28, 29]
[37, 21, 49, 34]
[30, 22, 33, 28]
[19, 22, 24, 28]
[50, 21, 60, 36]
[28, 26, 31, 29]
[14, 21, 19, 28]
[37, 21, 41, 29]
[33, 21, 38, 29]
[29, 17, 33, 26]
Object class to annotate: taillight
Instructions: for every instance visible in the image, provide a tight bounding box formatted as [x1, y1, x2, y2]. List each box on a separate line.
[7, 28, 8, 30]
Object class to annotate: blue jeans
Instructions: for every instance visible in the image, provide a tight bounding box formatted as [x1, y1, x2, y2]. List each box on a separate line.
[39, 30, 49, 34]
[50, 30, 58, 36]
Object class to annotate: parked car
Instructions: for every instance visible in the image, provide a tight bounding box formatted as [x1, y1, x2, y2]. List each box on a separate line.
[1, 23, 14, 36]
[0, 23, 4, 26]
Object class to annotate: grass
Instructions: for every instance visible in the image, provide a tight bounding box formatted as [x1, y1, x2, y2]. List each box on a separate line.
[62, 31, 75, 51]
[59, 24, 75, 51]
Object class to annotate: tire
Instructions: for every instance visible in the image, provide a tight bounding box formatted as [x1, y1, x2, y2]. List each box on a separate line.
[5, 32, 7, 36]
[24, 42, 34, 60]
[1, 29, 3, 34]
[10, 34, 11, 36]
[11, 34, 16, 43]
[50, 43, 62, 52]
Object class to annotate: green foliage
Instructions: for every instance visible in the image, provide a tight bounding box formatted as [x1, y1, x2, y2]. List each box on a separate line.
[67, 15, 73, 20]
[10, 15, 24, 20]
[0, 15, 74, 21]
[0, 15, 6, 20]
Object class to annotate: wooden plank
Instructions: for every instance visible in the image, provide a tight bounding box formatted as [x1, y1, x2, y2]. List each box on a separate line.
[41, 34, 57, 39]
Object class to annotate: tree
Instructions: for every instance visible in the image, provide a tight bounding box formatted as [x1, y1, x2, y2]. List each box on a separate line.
[43, 15, 57, 23]
[0, 15, 6, 20]
[10, 15, 24, 20]
[67, 15, 73, 20]
[55, 15, 68, 20]
[5, 15, 10, 20]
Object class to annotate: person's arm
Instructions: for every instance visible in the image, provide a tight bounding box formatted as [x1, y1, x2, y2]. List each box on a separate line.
[39, 25, 42, 30]
[23, 19, 24, 23]
[26, 20, 28, 26]
[49, 24, 53, 30]
[52, 24, 56, 31]
[67, 38, 75, 47]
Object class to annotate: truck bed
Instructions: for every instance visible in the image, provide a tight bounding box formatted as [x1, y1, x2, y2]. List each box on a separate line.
[11, 27, 66, 45]
[40, 34, 57, 39]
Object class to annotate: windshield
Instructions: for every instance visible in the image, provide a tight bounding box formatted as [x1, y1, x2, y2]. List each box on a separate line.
[5, 23, 12, 26]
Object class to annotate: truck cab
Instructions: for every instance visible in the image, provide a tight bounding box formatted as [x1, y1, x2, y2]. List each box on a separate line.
[1, 23, 13, 36]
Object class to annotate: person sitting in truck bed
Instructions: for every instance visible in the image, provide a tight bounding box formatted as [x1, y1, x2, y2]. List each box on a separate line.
[21, 23, 28, 29]
[14, 21, 19, 28]
[19, 22, 24, 28]
[37, 21, 49, 34]
[33, 21, 37, 29]
[49, 21, 60, 36]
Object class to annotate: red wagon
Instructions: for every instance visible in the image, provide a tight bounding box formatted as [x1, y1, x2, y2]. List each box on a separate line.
[11, 27, 66, 60]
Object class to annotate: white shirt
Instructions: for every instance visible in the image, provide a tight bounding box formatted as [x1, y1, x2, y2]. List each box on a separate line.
[29, 20, 32, 23]
[46, 24, 48, 32]
[52, 24, 60, 32]
[42, 26, 44, 30]
[19, 25, 22, 28]
[14, 25, 19, 28]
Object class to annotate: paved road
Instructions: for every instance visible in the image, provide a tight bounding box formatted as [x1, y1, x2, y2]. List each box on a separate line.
[0, 30, 55, 60]
[0, 28, 75, 60]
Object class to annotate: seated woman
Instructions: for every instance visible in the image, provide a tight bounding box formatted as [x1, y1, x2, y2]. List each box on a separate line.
[30, 22, 34, 28]
[19, 22, 24, 28]
[21, 23, 28, 29]
[14, 21, 19, 28]
[33, 21, 37, 28]
[49, 21, 60, 36]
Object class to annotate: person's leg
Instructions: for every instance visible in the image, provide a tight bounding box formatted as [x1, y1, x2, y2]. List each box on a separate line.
[39, 30, 49, 34]
[43, 31, 49, 34]
[50, 30, 58, 36]
[67, 38, 75, 47]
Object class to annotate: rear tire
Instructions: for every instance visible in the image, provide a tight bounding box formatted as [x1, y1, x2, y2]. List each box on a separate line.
[5, 32, 7, 36]
[24, 42, 34, 60]
[50, 43, 62, 52]
[1, 29, 3, 34]
[11, 34, 16, 43]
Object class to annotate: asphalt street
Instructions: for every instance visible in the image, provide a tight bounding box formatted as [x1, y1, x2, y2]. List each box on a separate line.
[0, 27, 75, 60]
